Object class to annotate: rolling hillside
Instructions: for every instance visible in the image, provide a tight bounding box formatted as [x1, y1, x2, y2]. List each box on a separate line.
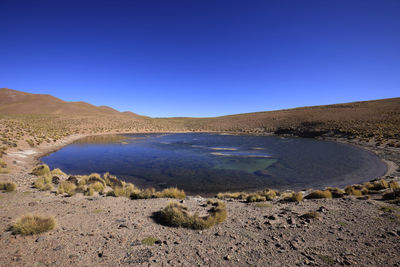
[1, 88, 399, 141]
[0, 88, 141, 117]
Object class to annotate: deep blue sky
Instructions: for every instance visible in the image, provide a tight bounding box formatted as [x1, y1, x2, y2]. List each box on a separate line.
[1, 0, 399, 117]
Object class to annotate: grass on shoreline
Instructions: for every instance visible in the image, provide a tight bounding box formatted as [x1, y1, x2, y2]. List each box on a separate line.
[157, 200, 227, 230]
[11, 214, 56, 235]
[0, 181, 16, 192]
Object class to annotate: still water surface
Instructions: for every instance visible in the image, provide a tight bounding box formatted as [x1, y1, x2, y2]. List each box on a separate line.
[41, 133, 386, 194]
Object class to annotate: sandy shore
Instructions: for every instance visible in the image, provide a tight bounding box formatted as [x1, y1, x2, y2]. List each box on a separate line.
[0, 133, 400, 266]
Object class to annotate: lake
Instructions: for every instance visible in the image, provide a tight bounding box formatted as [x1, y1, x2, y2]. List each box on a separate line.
[41, 133, 386, 195]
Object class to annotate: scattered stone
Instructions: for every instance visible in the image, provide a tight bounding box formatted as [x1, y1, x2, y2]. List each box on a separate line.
[35, 236, 46, 242]
[52, 176, 60, 184]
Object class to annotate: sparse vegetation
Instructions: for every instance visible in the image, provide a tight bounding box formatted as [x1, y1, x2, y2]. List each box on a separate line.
[141, 237, 158, 246]
[58, 181, 76, 196]
[158, 200, 227, 230]
[305, 190, 332, 199]
[51, 168, 66, 176]
[0, 181, 16, 192]
[300, 211, 320, 219]
[216, 192, 247, 200]
[11, 214, 56, 235]
[31, 164, 51, 177]
[325, 187, 345, 198]
[344, 186, 363, 196]
[283, 192, 303, 202]
[246, 194, 266, 202]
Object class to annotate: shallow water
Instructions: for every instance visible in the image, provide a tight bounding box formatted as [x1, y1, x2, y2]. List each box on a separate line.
[41, 133, 386, 194]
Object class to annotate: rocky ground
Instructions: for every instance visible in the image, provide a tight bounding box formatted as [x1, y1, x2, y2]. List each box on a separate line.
[0, 136, 400, 266]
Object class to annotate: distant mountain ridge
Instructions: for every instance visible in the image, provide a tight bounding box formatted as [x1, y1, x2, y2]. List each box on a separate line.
[0, 88, 141, 117]
[1, 88, 399, 139]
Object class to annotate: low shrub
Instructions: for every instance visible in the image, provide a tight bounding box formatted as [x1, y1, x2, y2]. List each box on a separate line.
[368, 179, 389, 190]
[246, 194, 266, 202]
[103, 172, 123, 188]
[58, 181, 76, 196]
[11, 214, 56, 235]
[382, 189, 400, 200]
[0, 181, 16, 192]
[344, 186, 363, 196]
[51, 168, 66, 176]
[325, 187, 345, 198]
[156, 187, 186, 199]
[141, 237, 158, 246]
[158, 200, 227, 230]
[216, 192, 248, 200]
[283, 192, 303, 202]
[300, 211, 320, 219]
[389, 181, 400, 190]
[89, 181, 104, 193]
[130, 188, 157, 199]
[31, 164, 51, 177]
[305, 190, 332, 199]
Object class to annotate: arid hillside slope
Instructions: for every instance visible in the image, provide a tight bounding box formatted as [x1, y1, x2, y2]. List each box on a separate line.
[157, 97, 400, 139]
[0, 88, 142, 117]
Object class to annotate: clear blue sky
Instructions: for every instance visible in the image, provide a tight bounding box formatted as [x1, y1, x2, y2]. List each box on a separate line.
[1, 0, 399, 117]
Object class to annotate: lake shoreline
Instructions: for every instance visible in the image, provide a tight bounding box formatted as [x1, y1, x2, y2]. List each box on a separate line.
[3, 131, 398, 195]
[1, 131, 400, 266]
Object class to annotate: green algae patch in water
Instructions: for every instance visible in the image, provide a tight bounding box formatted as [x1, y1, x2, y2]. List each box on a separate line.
[41, 133, 386, 195]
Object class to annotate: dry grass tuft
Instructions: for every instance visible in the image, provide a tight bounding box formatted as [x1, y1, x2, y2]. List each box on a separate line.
[103, 172, 123, 188]
[89, 181, 104, 193]
[12, 214, 56, 235]
[325, 187, 346, 198]
[31, 164, 51, 177]
[156, 187, 186, 199]
[130, 188, 157, 199]
[58, 181, 76, 196]
[51, 168, 66, 176]
[344, 186, 363, 196]
[0, 181, 17, 192]
[216, 192, 248, 200]
[389, 181, 400, 189]
[305, 190, 332, 199]
[141, 236, 158, 246]
[300, 211, 320, 219]
[246, 194, 266, 202]
[382, 189, 400, 200]
[158, 200, 227, 230]
[367, 179, 389, 191]
[283, 192, 303, 202]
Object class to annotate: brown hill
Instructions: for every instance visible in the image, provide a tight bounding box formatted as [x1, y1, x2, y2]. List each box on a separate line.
[0, 88, 141, 117]
[1, 88, 399, 140]
[155, 97, 400, 138]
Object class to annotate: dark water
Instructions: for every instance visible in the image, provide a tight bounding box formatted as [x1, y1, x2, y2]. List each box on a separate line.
[41, 133, 386, 195]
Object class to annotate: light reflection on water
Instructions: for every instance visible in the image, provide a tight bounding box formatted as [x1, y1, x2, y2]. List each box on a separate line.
[41, 133, 386, 195]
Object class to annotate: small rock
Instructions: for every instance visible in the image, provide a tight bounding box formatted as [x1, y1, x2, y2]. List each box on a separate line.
[317, 206, 328, 212]
[118, 224, 128, 229]
[53, 245, 64, 251]
[224, 255, 232, 260]
[52, 176, 60, 184]
[268, 215, 278, 220]
[288, 218, 296, 225]
[387, 231, 397, 237]
[35, 236, 46, 242]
